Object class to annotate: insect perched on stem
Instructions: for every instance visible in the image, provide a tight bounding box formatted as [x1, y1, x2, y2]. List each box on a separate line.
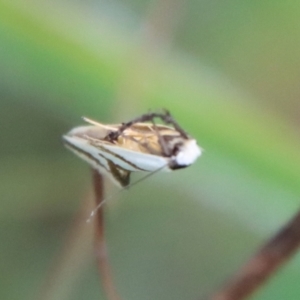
[63, 110, 202, 187]
[63, 111, 201, 222]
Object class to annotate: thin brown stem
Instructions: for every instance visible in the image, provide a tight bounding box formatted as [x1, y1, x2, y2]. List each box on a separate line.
[210, 210, 300, 300]
[92, 169, 121, 300]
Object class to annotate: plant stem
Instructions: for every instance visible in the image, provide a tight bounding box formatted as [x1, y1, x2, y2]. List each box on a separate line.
[92, 169, 121, 300]
[210, 210, 300, 300]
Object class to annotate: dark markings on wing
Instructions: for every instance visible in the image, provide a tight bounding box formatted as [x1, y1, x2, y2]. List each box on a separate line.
[64, 139, 109, 173]
[65, 139, 131, 187]
[107, 160, 131, 187]
[96, 151, 131, 187]
[95, 143, 147, 171]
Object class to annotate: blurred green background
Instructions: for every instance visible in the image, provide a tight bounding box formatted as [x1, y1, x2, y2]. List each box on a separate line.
[2, 0, 300, 299]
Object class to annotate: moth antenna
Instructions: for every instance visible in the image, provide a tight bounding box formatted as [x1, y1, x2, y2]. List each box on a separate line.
[86, 193, 115, 223]
[82, 116, 103, 126]
[82, 117, 118, 132]
[86, 164, 167, 223]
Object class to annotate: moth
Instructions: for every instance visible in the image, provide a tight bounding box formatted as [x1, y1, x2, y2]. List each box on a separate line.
[63, 111, 202, 187]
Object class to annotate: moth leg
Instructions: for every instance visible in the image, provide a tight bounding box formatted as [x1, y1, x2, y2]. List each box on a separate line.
[106, 111, 188, 141]
[149, 118, 171, 156]
[140, 110, 189, 139]
[160, 110, 189, 139]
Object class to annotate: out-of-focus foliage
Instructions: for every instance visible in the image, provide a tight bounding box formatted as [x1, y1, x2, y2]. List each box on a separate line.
[1, 0, 300, 299]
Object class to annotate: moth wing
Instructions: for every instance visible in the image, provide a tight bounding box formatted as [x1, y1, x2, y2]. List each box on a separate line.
[107, 161, 131, 187]
[63, 135, 131, 187]
[99, 143, 169, 172]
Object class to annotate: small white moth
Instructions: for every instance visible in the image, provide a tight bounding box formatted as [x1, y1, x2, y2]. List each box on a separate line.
[63, 111, 202, 187]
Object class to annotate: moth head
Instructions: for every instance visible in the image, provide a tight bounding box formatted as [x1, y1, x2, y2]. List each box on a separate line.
[169, 139, 201, 169]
